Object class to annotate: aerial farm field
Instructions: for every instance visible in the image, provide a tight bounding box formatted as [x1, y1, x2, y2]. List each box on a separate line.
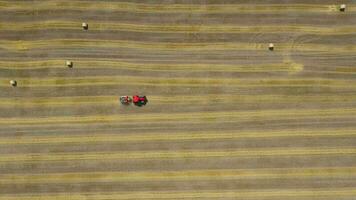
[0, 0, 356, 199]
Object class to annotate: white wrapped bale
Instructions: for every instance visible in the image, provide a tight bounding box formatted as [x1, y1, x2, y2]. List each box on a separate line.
[66, 61, 73, 68]
[269, 43, 274, 51]
[10, 80, 17, 87]
[82, 22, 88, 30]
[340, 4, 346, 11]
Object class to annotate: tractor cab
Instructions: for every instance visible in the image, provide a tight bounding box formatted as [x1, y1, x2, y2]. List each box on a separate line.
[133, 95, 148, 106]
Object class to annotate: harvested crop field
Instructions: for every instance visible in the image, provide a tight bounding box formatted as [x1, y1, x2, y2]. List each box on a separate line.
[1, 0, 356, 199]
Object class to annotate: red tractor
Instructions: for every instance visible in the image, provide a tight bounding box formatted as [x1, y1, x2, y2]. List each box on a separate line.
[133, 95, 148, 106]
[120, 95, 148, 106]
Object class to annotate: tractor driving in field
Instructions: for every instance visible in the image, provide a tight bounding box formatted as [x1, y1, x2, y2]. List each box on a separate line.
[133, 95, 148, 107]
[120, 95, 148, 106]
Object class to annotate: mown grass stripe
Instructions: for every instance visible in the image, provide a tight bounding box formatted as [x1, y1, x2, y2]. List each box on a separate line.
[0, 148, 356, 163]
[1, 167, 355, 184]
[1, 188, 356, 200]
[1, 21, 356, 35]
[0, 59, 302, 72]
[0, 108, 355, 125]
[0, 1, 351, 14]
[1, 59, 354, 75]
[1, 76, 355, 88]
[1, 118, 355, 131]
[0, 96, 116, 107]
[0, 94, 355, 108]
[1, 39, 355, 54]
[0, 129, 355, 145]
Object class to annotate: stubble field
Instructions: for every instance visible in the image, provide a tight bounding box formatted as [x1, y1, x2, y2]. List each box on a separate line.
[0, 0, 356, 199]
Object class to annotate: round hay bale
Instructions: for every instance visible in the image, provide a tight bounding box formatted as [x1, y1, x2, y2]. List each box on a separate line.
[340, 4, 346, 11]
[269, 43, 274, 51]
[10, 80, 17, 87]
[82, 22, 88, 30]
[66, 61, 73, 68]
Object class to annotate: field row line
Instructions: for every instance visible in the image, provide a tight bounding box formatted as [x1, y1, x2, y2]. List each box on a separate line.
[0, 108, 356, 125]
[1, 188, 356, 199]
[0, 129, 355, 145]
[1, 76, 356, 88]
[0, 148, 356, 163]
[0, 59, 302, 72]
[0, 1, 353, 13]
[0, 94, 355, 107]
[2, 59, 356, 76]
[1, 167, 356, 184]
[1, 39, 355, 53]
[4, 118, 353, 130]
[1, 21, 356, 35]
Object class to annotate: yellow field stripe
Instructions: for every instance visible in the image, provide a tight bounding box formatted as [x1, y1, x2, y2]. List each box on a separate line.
[130, 94, 356, 104]
[1, 39, 355, 53]
[1, 188, 356, 200]
[1, 21, 356, 35]
[1, 76, 355, 88]
[0, 95, 116, 107]
[5, 117, 355, 130]
[0, 129, 355, 145]
[0, 108, 355, 125]
[0, 94, 355, 108]
[1, 59, 353, 75]
[0, 148, 356, 163]
[0, 1, 352, 13]
[1, 167, 355, 184]
[0, 59, 302, 72]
